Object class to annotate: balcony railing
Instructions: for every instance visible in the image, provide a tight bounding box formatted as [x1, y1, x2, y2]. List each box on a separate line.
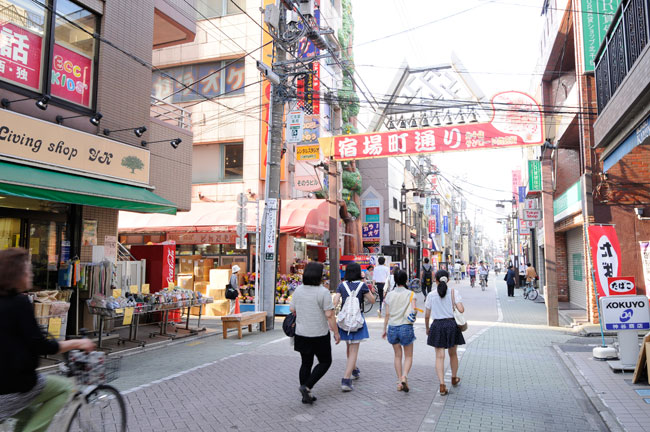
[150, 96, 192, 130]
[594, 0, 650, 113]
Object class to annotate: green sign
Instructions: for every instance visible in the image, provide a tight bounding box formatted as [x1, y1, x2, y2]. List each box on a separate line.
[553, 181, 582, 222]
[572, 253, 583, 281]
[528, 160, 542, 191]
[581, 0, 621, 72]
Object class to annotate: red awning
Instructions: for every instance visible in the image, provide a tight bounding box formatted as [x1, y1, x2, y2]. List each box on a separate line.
[119, 199, 329, 236]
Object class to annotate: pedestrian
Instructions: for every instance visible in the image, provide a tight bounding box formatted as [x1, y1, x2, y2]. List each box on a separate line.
[467, 262, 477, 287]
[425, 269, 465, 396]
[333, 262, 375, 391]
[504, 264, 516, 297]
[518, 262, 527, 287]
[229, 264, 241, 313]
[290, 262, 341, 404]
[0, 248, 96, 432]
[382, 270, 417, 392]
[373, 257, 390, 317]
[525, 262, 538, 286]
[453, 261, 461, 282]
[460, 262, 466, 280]
[421, 257, 433, 299]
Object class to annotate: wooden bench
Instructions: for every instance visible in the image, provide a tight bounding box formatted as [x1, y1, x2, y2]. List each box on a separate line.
[220, 311, 267, 339]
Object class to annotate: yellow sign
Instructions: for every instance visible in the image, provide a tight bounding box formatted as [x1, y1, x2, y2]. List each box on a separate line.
[123, 307, 134, 325]
[0, 109, 150, 185]
[113, 289, 122, 298]
[115, 308, 124, 314]
[168, 282, 175, 290]
[48, 317, 62, 338]
[129, 285, 138, 294]
[296, 145, 320, 161]
[142, 284, 150, 294]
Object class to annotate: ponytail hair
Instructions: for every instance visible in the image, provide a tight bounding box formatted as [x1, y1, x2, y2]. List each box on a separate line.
[435, 269, 450, 298]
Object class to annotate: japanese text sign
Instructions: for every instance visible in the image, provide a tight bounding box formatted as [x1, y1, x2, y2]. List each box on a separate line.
[362, 222, 380, 240]
[322, 91, 543, 160]
[528, 160, 542, 191]
[522, 209, 542, 221]
[51, 44, 93, 107]
[581, 0, 621, 72]
[600, 295, 649, 331]
[641, 242, 650, 298]
[286, 110, 305, 143]
[428, 217, 436, 234]
[431, 203, 440, 234]
[588, 225, 622, 297]
[443, 215, 449, 234]
[607, 277, 636, 296]
[0, 22, 42, 91]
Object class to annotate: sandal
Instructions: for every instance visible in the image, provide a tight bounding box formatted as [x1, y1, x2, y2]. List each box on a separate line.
[451, 377, 461, 387]
[401, 376, 409, 393]
[439, 384, 448, 395]
[397, 381, 403, 391]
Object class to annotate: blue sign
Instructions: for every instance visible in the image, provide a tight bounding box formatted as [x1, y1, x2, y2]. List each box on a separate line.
[443, 216, 449, 234]
[518, 186, 526, 203]
[362, 222, 380, 239]
[431, 204, 440, 234]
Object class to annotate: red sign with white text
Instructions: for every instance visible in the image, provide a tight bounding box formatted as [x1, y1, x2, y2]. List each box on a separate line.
[51, 44, 93, 107]
[607, 276, 636, 296]
[326, 92, 543, 160]
[0, 22, 43, 91]
[588, 225, 622, 297]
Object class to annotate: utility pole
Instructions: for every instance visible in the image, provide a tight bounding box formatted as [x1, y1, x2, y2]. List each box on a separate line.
[328, 160, 340, 291]
[260, 4, 287, 330]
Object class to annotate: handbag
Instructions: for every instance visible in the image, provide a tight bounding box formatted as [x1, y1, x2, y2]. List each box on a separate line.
[225, 283, 238, 300]
[451, 289, 468, 332]
[282, 312, 296, 337]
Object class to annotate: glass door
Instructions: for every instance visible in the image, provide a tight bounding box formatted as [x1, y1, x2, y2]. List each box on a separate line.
[28, 220, 67, 290]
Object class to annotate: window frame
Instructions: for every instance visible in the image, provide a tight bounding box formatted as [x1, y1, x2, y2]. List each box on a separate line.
[0, 0, 100, 114]
[220, 141, 243, 182]
[195, 0, 245, 20]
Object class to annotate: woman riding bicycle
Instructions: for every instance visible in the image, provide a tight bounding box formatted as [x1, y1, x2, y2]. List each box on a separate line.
[467, 262, 477, 287]
[0, 248, 95, 432]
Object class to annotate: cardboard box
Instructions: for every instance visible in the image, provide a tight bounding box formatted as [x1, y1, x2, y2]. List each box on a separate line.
[190, 305, 205, 316]
[209, 269, 230, 287]
[177, 274, 194, 290]
[205, 300, 229, 316]
[194, 281, 209, 294]
[209, 287, 226, 300]
[194, 258, 214, 282]
[179, 257, 196, 274]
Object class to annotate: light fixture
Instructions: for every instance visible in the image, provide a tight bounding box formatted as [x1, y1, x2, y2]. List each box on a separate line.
[398, 116, 407, 129]
[103, 126, 147, 137]
[140, 138, 182, 149]
[433, 113, 441, 126]
[444, 111, 453, 125]
[468, 109, 478, 123]
[1, 95, 50, 110]
[386, 117, 396, 130]
[56, 112, 103, 126]
[420, 113, 429, 127]
[409, 115, 417, 128]
[456, 110, 466, 123]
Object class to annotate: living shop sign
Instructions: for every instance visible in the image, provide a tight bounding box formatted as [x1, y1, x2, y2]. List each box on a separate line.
[320, 92, 544, 160]
[0, 109, 150, 186]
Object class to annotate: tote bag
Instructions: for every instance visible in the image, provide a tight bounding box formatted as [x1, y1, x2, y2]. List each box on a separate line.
[451, 289, 467, 332]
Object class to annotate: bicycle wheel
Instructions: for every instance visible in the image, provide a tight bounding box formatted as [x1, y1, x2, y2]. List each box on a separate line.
[409, 279, 422, 293]
[65, 385, 127, 432]
[528, 289, 539, 301]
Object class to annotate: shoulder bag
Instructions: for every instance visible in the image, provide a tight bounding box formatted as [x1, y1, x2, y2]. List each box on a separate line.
[451, 289, 468, 332]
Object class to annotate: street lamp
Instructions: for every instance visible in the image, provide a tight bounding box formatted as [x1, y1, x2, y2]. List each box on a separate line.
[401, 184, 428, 278]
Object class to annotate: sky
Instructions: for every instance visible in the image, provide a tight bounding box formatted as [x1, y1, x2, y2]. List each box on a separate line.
[351, 0, 545, 244]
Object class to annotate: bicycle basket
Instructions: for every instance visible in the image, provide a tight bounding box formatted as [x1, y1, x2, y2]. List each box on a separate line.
[67, 351, 121, 385]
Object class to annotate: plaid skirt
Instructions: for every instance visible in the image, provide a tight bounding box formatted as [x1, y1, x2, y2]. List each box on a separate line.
[427, 318, 465, 348]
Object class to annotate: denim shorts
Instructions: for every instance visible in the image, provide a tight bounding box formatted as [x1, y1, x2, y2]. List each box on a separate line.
[387, 324, 416, 346]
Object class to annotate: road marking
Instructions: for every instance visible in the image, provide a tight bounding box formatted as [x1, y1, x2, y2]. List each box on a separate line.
[186, 341, 204, 347]
[260, 336, 288, 346]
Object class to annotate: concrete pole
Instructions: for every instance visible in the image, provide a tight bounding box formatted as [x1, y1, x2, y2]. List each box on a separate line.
[541, 156, 559, 326]
[328, 160, 340, 291]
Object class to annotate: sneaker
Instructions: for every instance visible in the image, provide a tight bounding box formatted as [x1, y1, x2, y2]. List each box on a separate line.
[341, 378, 354, 392]
[299, 385, 314, 404]
[352, 368, 360, 380]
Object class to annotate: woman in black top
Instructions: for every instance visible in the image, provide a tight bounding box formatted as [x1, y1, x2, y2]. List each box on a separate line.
[0, 248, 94, 432]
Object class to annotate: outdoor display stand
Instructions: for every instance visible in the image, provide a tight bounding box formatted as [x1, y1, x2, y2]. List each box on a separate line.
[600, 295, 650, 371]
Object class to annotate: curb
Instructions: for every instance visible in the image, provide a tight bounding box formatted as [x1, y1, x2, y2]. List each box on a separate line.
[553, 344, 626, 432]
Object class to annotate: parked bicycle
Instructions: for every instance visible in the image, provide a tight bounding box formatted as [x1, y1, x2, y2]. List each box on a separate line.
[523, 281, 539, 301]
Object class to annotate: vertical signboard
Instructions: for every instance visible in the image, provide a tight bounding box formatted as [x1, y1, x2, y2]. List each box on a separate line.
[512, 169, 522, 199]
[640, 241, 650, 297]
[431, 203, 440, 234]
[581, 0, 621, 72]
[528, 160, 542, 191]
[443, 215, 449, 234]
[588, 225, 622, 297]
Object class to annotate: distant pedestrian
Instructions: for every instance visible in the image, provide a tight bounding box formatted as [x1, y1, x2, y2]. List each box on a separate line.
[518, 262, 527, 287]
[373, 257, 390, 317]
[425, 269, 465, 396]
[333, 262, 375, 392]
[421, 257, 433, 300]
[467, 262, 477, 287]
[229, 264, 241, 313]
[290, 262, 340, 404]
[460, 262, 466, 280]
[525, 263, 538, 285]
[504, 265, 516, 297]
[453, 261, 461, 282]
[382, 270, 417, 392]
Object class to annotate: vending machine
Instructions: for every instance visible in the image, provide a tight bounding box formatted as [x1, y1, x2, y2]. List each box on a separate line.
[129, 243, 176, 293]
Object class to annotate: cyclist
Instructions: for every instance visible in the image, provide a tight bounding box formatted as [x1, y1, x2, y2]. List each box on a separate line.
[467, 262, 477, 287]
[453, 261, 461, 282]
[0, 248, 95, 432]
[525, 263, 538, 286]
[478, 261, 489, 287]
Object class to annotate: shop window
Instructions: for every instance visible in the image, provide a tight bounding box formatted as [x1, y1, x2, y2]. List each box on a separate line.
[51, 0, 97, 108]
[196, 0, 245, 19]
[192, 142, 243, 183]
[393, 197, 398, 210]
[223, 142, 243, 180]
[152, 59, 245, 103]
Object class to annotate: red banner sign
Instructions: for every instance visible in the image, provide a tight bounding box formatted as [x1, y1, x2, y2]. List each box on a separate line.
[607, 276, 636, 296]
[428, 217, 436, 234]
[51, 44, 93, 107]
[588, 225, 622, 297]
[324, 91, 543, 160]
[167, 232, 237, 245]
[0, 22, 43, 91]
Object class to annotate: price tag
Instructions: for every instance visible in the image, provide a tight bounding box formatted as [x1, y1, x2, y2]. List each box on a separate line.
[129, 285, 138, 294]
[48, 317, 62, 338]
[141, 284, 150, 294]
[113, 289, 122, 298]
[115, 308, 124, 314]
[123, 307, 134, 325]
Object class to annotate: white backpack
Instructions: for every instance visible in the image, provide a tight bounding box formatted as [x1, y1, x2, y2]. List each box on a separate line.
[336, 282, 365, 333]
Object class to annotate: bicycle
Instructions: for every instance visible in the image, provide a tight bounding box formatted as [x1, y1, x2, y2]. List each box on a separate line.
[469, 275, 476, 288]
[479, 275, 488, 291]
[523, 281, 539, 301]
[362, 288, 379, 314]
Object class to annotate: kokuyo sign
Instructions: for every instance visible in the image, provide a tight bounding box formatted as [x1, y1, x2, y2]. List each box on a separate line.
[588, 225, 622, 297]
[607, 276, 636, 296]
[600, 295, 650, 331]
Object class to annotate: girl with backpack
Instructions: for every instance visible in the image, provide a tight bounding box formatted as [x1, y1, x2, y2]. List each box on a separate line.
[425, 269, 465, 396]
[382, 270, 417, 392]
[332, 262, 376, 392]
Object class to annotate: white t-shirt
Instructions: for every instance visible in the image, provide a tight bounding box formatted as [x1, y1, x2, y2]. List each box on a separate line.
[373, 265, 390, 284]
[384, 286, 414, 326]
[425, 288, 462, 319]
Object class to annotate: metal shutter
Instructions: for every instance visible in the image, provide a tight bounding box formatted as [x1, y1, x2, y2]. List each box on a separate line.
[566, 228, 587, 309]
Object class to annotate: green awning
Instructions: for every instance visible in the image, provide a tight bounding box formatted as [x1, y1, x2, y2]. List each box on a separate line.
[0, 161, 177, 214]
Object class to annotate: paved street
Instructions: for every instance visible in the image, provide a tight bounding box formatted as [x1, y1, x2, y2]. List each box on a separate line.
[63, 275, 615, 431]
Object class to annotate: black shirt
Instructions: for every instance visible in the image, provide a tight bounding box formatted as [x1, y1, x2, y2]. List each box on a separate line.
[0, 294, 59, 394]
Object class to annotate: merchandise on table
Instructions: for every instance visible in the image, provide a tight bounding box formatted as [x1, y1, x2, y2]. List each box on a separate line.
[27, 290, 72, 341]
